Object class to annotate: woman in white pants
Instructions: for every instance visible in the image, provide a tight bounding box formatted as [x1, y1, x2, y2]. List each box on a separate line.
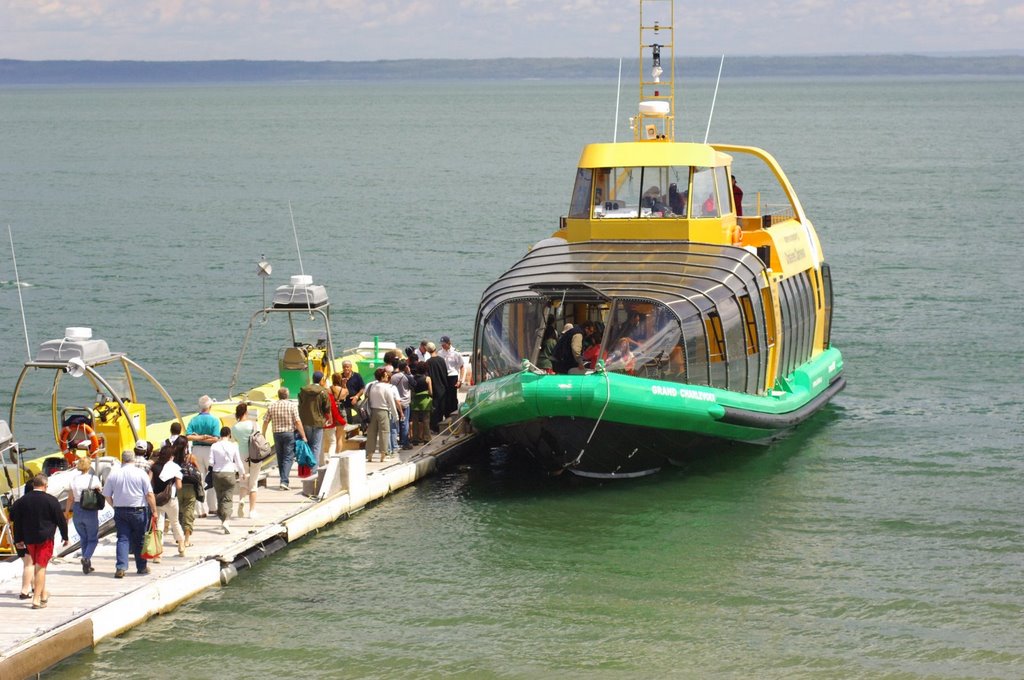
[152, 445, 186, 557]
[231, 402, 262, 519]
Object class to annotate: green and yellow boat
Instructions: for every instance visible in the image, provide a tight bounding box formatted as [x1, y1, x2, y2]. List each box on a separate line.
[463, 0, 844, 478]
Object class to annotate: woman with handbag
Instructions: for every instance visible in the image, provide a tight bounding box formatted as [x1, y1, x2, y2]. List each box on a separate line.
[172, 438, 201, 548]
[410, 363, 433, 445]
[64, 455, 102, 574]
[151, 445, 186, 557]
[322, 372, 348, 455]
[231, 402, 261, 520]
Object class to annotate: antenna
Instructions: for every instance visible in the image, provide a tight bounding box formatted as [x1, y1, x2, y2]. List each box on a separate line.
[703, 55, 725, 144]
[256, 254, 272, 311]
[286, 202, 314, 319]
[288, 201, 305, 279]
[613, 57, 623, 143]
[8, 225, 31, 360]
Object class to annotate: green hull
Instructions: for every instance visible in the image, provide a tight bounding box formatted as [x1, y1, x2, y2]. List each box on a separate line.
[464, 348, 844, 475]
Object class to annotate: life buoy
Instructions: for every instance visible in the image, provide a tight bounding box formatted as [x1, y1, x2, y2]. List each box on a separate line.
[58, 423, 100, 455]
[731, 224, 743, 245]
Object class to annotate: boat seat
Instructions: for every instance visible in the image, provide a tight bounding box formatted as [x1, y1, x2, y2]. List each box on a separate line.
[246, 389, 268, 402]
[281, 347, 307, 370]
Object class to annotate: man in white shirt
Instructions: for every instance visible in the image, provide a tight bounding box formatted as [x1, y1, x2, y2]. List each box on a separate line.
[436, 335, 465, 417]
[414, 339, 432, 362]
[103, 450, 157, 578]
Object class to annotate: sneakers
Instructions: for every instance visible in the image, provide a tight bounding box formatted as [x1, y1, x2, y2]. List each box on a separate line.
[137, 567, 151, 575]
[236, 503, 245, 518]
[114, 569, 125, 579]
[247, 510, 259, 520]
[221, 522, 231, 534]
[278, 483, 289, 491]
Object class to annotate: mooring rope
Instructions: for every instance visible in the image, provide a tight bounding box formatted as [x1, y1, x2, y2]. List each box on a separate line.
[569, 361, 613, 468]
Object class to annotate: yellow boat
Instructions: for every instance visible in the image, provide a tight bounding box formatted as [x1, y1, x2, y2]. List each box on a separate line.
[463, 0, 844, 477]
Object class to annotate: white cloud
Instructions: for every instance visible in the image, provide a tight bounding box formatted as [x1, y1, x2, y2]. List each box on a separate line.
[1, 0, 1022, 59]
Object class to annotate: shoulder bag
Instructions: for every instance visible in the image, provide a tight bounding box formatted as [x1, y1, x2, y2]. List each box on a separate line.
[79, 471, 105, 511]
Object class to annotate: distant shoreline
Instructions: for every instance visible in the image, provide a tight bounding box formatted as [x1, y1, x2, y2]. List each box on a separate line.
[2, 55, 1022, 84]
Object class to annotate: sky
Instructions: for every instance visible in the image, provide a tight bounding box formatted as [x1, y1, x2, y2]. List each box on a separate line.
[1, 0, 1022, 61]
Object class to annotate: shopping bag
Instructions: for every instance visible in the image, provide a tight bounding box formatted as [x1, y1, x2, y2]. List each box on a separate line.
[141, 516, 164, 560]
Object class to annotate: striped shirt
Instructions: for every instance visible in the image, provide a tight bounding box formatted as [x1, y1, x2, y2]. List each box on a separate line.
[264, 399, 300, 433]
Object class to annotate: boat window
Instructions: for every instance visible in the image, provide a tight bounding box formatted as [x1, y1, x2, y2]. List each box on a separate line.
[678, 313, 709, 386]
[692, 167, 719, 217]
[477, 299, 615, 380]
[821, 263, 834, 348]
[719, 296, 747, 391]
[568, 169, 593, 219]
[478, 299, 548, 381]
[714, 166, 732, 215]
[592, 166, 690, 218]
[601, 300, 681, 378]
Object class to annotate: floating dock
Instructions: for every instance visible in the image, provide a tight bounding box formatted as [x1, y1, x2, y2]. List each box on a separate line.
[0, 425, 478, 679]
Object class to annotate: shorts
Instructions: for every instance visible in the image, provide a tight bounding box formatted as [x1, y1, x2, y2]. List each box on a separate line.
[26, 539, 54, 567]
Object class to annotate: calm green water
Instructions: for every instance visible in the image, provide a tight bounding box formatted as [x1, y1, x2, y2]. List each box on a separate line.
[2, 77, 1023, 678]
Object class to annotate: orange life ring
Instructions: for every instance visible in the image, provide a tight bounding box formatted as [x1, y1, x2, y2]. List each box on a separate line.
[58, 423, 100, 456]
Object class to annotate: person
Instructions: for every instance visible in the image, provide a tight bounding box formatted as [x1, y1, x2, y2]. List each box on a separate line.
[133, 439, 154, 474]
[668, 182, 687, 216]
[338, 361, 365, 426]
[390, 360, 414, 450]
[642, 186, 668, 214]
[263, 387, 306, 490]
[551, 321, 597, 373]
[232, 402, 261, 519]
[617, 311, 646, 347]
[210, 426, 245, 534]
[608, 337, 637, 374]
[409, 362, 433, 444]
[322, 373, 348, 456]
[436, 336, 465, 417]
[536, 321, 558, 372]
[103, 450, 157, 578]
[298, 370, 331, 468]
[424, 343, 449, 433]
[162, 421, 185, 448]
[65, 455, 102, 573]
[10, 474, 69, 608]
[414, 339, 431, 362]
[363, 367, 401, 463]
[731, 174, 743, 216]
[151, 444, 185, 557]
[173, 438, 201, 548]
[701, 193, 716, 216]
[186, 395, 220, 517]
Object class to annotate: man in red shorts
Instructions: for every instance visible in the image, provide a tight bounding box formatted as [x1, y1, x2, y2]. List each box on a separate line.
[10, 473, 69, 609]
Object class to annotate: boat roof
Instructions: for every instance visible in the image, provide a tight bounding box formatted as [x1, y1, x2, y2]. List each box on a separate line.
[477, 239, 767, 322]
[578, 141, 732, 169]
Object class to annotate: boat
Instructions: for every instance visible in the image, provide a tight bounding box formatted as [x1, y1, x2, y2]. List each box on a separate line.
[226, 272, 395, 420]
[1, 326, 182, 558]
[462, 0, 845, 478]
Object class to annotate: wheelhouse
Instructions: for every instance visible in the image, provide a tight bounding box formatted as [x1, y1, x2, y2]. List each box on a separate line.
[473, 239, 776, 395]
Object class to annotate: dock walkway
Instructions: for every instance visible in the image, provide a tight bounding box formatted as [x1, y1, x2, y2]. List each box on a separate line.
[0, 426, 477, 679]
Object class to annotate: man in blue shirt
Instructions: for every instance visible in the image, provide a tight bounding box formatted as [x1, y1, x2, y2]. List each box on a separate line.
[186, 394, 221, 515]
[103, 450, 157, 578]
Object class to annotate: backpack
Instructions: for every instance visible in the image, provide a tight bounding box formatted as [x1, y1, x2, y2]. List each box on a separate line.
[248, 430, 274, 463]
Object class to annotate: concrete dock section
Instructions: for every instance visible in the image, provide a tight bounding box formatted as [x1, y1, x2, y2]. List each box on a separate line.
[0, 425, 478, 679]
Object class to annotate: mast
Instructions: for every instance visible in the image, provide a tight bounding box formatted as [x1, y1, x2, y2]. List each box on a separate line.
[633, 0, 675, 142]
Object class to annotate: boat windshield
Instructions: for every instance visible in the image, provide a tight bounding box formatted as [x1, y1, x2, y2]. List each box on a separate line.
[601, 301, 685, 379]
[477, 299, 613, 380]
[585, 166, 692, 218]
